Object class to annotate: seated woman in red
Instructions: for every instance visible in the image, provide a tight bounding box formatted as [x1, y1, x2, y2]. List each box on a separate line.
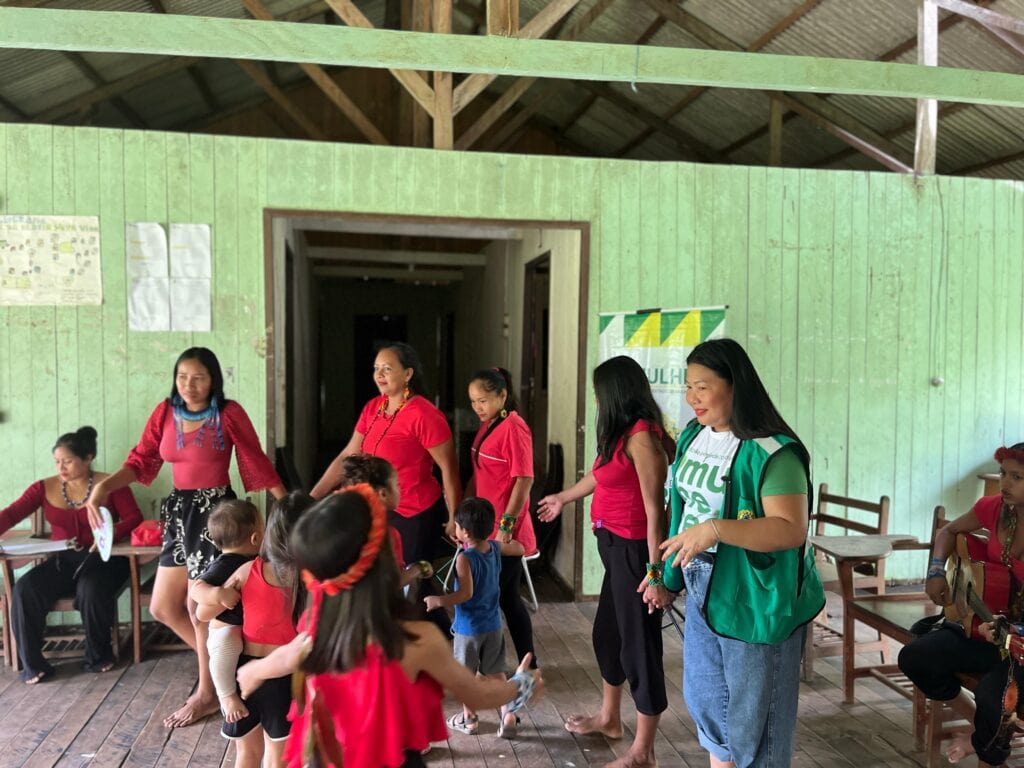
[236, 486, 544, 768]
[0, 426, 141, 683]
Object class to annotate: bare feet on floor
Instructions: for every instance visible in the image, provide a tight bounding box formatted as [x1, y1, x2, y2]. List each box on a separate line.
[163, 691, 220, 728]
[564, 714, 624, 740]
[605, 750, 658, 768]
[944, 733, 974, 764]
[220, 692, 250, 724]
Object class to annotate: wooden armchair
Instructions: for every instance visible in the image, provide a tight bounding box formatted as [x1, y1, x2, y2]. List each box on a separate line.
[802, 484, 891, 680]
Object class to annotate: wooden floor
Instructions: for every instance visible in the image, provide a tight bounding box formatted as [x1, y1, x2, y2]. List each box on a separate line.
[0, 600, 959, 768]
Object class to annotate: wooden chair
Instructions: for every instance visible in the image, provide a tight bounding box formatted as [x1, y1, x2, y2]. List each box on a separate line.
[839, 505, 947, 751]
[802, 484, 891, 680]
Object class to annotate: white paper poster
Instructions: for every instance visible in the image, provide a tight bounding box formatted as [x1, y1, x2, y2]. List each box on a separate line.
[128, 277, 170, 332]
[0, 215, 102, 305]
[169, 223, 211, 278]
[125, 222, 168, 279]
[170, 277, 211, 332]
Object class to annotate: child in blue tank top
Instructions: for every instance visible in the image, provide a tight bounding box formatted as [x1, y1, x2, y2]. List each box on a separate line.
[424, 497, 525, 738]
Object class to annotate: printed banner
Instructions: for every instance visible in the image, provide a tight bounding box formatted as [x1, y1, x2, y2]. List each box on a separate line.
[598, 307, 727, 438]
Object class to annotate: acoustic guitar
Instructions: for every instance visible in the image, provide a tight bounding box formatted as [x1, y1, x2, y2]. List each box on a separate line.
[945, 532, 1012, 642]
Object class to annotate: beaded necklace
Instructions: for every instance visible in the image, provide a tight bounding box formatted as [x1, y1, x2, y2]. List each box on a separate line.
[365, 395, 408, 455]
[62, 471, 94, 508]
[1001, 504, 1024, 621]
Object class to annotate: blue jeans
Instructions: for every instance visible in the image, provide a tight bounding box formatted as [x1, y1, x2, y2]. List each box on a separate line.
[683, 558, 803, 768]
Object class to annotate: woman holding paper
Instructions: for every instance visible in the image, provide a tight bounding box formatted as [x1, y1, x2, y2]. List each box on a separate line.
[0, 426, 142, 684]
[86, 347, 285, 727]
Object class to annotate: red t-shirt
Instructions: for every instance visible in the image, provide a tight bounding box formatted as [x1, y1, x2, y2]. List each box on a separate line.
[470, 412, 537, 555]
[356, 395, 451, 519]
[0, 480, 142, 548]
[124, 400, 281, 492]
[973, 495, 1024, 585]
[590, 420, 663, 540]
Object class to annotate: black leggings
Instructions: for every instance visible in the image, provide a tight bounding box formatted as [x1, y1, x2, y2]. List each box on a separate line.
[390, 496, 453, 637]
[499, 554, 537, 668]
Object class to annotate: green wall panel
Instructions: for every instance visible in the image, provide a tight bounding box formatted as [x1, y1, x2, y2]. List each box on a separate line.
[1, 123, 1023, 596]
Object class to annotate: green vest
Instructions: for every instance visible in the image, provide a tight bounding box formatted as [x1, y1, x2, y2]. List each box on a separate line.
[665, 420, 825, 644]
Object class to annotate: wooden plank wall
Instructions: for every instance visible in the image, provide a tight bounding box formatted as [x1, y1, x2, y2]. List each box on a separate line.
[1, 124, 1022, 595]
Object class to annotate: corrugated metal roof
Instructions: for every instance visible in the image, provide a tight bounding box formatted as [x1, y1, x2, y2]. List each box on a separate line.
[0, 0, 1022, 179]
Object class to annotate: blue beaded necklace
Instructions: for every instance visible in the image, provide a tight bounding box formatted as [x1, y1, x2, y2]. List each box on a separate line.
[172, 395, 224, 450]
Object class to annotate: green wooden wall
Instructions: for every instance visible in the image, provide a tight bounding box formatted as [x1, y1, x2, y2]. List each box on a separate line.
[2, 123, 1022, 595]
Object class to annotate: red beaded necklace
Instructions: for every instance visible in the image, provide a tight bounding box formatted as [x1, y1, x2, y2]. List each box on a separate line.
[365, 394, 408, 455]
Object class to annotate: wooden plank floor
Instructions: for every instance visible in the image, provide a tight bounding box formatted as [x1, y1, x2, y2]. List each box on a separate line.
[0, 600, 962, 768]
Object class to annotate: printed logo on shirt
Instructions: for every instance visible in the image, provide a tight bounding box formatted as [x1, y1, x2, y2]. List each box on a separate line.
[673, 429, 740, 536]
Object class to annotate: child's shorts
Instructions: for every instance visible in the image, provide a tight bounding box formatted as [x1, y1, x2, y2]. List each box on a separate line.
[454, 629, 506, 676]
[221, 655, 291, 741]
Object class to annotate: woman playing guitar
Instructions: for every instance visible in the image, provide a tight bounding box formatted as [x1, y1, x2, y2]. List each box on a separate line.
[899, 442, 1024, 767]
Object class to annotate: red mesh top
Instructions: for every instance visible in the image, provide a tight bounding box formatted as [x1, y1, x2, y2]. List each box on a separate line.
[124, 399, 281, 492]
[0, 481, 142, 548]
[241, 556, 298, 646]
[591, 419, 665, 540]
[284, 643, 447, 768]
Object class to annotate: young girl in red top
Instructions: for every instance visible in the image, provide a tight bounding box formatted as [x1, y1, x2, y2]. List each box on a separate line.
[193, 490, 311, 768]
[236, 486, 544, 768]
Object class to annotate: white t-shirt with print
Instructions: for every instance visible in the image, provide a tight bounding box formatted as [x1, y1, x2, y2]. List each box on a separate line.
[672, 427, 740, 551]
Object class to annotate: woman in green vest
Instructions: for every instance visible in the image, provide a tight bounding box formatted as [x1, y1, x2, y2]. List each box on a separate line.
[660, 338, 823, 768]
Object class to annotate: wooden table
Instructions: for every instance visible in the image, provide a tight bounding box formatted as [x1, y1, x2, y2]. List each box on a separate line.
[109, 543, 163, 664]
[0, 530, 66, 667]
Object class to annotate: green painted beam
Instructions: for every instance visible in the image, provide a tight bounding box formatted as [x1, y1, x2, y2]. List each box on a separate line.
[2, 7, 1024, 108]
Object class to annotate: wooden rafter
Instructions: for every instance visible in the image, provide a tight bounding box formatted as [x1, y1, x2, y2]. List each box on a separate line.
[244, 0, 388, 145]
[559, 93, 597, 135]
[433, 0, 453, 149]
[186, 67, 219, 113]
[30, 0, 331, 125]
[324, 0, 435, 118]
[481, 83, 557, 151]
[615, 0, 820, 158]
[932, 0, 1024, 35]
[452, 0, 583, 115]
[0, 92, 28, 120]
[236, 59, 327, 140]
[768, 98, 783, 166]
[454, 0, 613, 150]
[914, 0, 938, 175]
[64, 52, 146, 128]
[487, 0, 518, 35]
[641, 0, 913, 169]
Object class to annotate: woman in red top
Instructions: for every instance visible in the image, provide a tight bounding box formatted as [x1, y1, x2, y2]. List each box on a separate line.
[899, 442, 1024, 767]
[310, 342, 461, 630]
[537, 356, 669, 768]
[1, 426, 142, 683]
[466, 368, 537, 684]
[87, 347, 285, 728]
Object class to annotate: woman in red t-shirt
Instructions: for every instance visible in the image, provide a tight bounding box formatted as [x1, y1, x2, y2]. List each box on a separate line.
[87, 346, 285, 728]
[1, 426, 142, 684]
[537, 356, 669, 768]
[310, 342, 461, 630]
[465, 368, 537, 694]
[898, 442, 1024, 768]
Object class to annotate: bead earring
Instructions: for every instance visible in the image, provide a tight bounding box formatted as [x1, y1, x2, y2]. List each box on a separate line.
[403, 385, 411, 401]
[500, 407, 508, 418]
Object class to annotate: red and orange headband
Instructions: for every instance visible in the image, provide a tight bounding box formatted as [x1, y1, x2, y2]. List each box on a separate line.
[996, 445, 1024, 466]
[301, 483, 388, 597]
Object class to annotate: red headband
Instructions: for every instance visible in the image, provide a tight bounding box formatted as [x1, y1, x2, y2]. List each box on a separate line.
[995, 446, 1024, 465]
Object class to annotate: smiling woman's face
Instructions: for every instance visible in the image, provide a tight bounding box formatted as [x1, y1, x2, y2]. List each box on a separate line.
[685, 363, 734, 432]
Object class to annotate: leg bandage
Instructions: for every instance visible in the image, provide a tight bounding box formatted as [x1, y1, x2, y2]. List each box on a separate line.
[207, 623, 243, 700]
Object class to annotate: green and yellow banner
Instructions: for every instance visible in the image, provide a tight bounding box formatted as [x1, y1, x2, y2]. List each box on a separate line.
[598, 307, 726, 438]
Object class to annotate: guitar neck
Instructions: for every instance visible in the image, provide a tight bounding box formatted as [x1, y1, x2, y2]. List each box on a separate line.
[968, 585, 995, 624]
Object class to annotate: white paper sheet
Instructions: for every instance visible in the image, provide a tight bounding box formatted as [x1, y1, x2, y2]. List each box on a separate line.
[169, 223, 211, 278]
[125, 222, 168, 279]
[128, 276, 170, 331]
[0, 539, 76, 556]
[170, 277, 211, 332]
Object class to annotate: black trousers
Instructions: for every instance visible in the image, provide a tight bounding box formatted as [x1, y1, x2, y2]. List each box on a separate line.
[499, 554, 537, 668]
[898, 623, 1012, 765]
[391, 496, 452, 637]
[10, 549, 130, 679]
[592, 528, 667, 716]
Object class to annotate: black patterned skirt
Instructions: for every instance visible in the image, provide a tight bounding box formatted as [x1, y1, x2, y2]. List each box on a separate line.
[159, 486, 237, 579]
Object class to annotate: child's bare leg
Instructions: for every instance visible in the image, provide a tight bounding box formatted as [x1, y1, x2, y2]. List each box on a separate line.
[233, 727, 265, 768]
[207, 623, 248, 723]
[263, 734, 287, 768]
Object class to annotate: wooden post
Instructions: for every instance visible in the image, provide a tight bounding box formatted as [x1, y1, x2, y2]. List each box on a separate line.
[914, 0, 938, 175]
[486, 0, 518, 35]
[433, 0, 453, 149]
[768, 96, 783, 166]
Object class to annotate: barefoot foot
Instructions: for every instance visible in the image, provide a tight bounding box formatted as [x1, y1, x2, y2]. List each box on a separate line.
[163, 691, 219, 728]
[944, 733, 974, 764]
[220, 692, 250, 724]
[564, 713, 623, 740]
[605, 752, 658, 768]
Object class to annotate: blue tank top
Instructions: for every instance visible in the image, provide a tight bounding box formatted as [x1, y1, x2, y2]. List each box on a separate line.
[452, 541, 502, 636]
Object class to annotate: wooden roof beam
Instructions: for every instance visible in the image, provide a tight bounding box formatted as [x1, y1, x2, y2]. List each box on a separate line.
[64, 52, 147, 128]
[615, 0, 820, 158]
[0, 92, 28, 120]
[324, 0, 435, 117]
[932, 0, 1024, 35]
[5, 8, 1024, 107]
[433, 0, 454, 149]
[914, 0, 939, 175]
[244, 0, 388, 144]
[236, 59, 327, 140]
[454, 0, 612, 150]
[452, 0, 583, 115]
[487, 0, 518, 36]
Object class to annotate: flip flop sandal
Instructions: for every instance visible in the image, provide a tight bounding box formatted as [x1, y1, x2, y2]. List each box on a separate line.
[497, 713, 521, 739]
[446, 712, 479, 735]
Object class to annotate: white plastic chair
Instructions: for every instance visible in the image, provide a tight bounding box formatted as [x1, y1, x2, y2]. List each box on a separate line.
[521, 551, 541, 612]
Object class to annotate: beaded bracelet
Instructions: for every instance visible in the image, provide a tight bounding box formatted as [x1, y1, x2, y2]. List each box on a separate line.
[646, 561, 664, 587]
[927, 569, 946, 579]
[498, 513, 517, 535]
[929, 557, 945, 566]
[416, 560, 434, 580]
[506, 671, 537, 713]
